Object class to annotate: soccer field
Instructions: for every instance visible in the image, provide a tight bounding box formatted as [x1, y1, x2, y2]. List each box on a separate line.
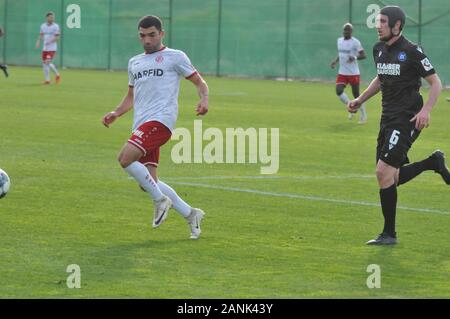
[0, 66, 449, 298]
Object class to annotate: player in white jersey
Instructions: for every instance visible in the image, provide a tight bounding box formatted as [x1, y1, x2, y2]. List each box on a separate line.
[102, 16, 209, 239]
[35, 12, 61, 85]
[330, 23, 367, 123]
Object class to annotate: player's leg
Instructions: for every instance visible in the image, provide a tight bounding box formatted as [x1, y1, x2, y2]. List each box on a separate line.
[370, 160, 399, 245]
[335, 79, 354, 120]
[41, 52, 51, 84]
[42, 61, 51, 84]
[335, 83, 349, 104]
[143, 151, 205, 239]
[48, 62, 59, 76]
[118, 143, 164, 201]
[48, 53, 60, 83]
[393, 123, 450, 185]
[351, 81, 367, 123]
[398, 150, 450, 185]
[0, 64, 8, 77]
[119, 142, 172, 228]
[155, 175, 205, 239]
[367, 127, 404, 245]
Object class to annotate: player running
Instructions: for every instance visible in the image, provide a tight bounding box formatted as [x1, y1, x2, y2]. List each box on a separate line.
[331, 23, 367, 123]
[348, 6, 449, 245]
[102, 15, 209, 239]
[35, 12, 61, 84]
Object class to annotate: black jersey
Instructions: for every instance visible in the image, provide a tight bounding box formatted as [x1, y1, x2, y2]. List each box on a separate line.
[373, 36, 436, 122]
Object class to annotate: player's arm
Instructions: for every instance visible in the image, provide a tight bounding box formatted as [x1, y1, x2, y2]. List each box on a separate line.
[35, 33, 43, 49]
[330, 56, 339, 69]
[348, 50, 366, 62]
[102, 86, 134, 128]
[348, 76, 380, 112]
[51, 34, 60, 44]
[187, 73, 209, 116]
[357, 50, 366, 60]
[410, 73, 442, 130]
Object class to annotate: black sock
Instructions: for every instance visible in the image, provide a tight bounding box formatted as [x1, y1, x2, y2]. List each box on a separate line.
[398, 156, 436, 185]
[380, 184, 397, 237]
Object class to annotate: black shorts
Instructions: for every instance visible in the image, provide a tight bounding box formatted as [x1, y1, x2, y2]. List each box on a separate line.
[376, 119, 421, 168]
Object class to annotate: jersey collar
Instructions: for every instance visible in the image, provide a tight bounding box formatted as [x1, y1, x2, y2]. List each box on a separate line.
[144, 46, 166, 55]
[385, 35, 405, 50]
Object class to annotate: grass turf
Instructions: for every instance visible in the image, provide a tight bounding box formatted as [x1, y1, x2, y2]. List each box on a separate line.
[0, 66, 449, 298]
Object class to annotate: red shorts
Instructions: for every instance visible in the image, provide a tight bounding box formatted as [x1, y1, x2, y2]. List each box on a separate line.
[128, 121, 172, 167]
[336, 74, 360, 86]
[42, 51, 56, 62]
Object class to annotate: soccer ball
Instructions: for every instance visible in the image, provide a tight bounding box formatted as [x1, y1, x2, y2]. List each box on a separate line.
[0, 168, 10, 199]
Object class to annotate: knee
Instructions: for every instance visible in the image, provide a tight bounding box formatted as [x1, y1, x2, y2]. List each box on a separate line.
[375, 167, 384, 181]
[118, 152, 132, 168]
[376, 166, 393, 186]
[336, 88, 344, 96]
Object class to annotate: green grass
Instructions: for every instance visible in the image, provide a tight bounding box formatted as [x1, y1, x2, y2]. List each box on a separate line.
[0, 66, 449, 298]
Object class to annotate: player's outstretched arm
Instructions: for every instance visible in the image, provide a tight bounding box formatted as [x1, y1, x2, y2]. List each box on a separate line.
[330, 56, 339, 69]
[102, 87, 134, 128]
[35, 36, 41, 49]
[188, 73, 209, 116]
[357, 50, 366, 60]
[348, 76, 380, 112]
[410, 73, 442, 130]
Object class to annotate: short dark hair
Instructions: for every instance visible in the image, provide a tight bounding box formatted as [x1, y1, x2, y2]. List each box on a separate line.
[138, 15, 163, 31]
[46, 11, 54, 17]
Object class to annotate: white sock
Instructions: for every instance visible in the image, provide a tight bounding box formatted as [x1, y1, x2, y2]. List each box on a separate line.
[49, 63, 59, 75]
[338, 92, 350, 105]
[157, 180, 192, 217]
[360, 104, 367, 119]
[43, 64, 50, 81]
[124, 162, 163, 201]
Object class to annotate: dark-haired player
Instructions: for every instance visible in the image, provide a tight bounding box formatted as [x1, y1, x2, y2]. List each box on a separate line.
[35, 12, 61, 84]
[102, 16, 209, 239]
[348, 6, 449, 245]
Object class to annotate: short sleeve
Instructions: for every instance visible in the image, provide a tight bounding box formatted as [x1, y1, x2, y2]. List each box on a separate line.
[174, 51, 197, 79]
[128, 59, 135, 87]
[411, 46, 436, 78]
[355, 39, 364, 52]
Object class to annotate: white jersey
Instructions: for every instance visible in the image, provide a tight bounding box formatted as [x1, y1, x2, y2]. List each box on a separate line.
[337, 37, 363, 75]
[128, 47, 197, 132]
[40, 23, 60, 52]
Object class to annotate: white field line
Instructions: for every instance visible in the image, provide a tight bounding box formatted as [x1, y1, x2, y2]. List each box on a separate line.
[164, 175, 374, 181]
[168, 181, 450, 216]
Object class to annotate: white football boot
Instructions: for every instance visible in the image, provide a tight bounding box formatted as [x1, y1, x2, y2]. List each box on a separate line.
[348, 112, 355, 120]
[186, 208, 205, 239]
[358, 115, 368, 124]
[152, 195, 172, 228]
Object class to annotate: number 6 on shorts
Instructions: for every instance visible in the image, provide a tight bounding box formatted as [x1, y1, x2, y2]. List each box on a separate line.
[389, 130, 400, 145]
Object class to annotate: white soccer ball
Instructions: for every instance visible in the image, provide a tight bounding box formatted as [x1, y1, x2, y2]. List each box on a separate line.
[0, 168, 10, 199]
